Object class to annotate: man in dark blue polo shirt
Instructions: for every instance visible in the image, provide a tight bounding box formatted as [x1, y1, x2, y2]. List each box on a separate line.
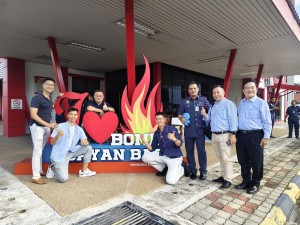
[140, 112, 188, 184]
[284, 100, 300, 139]
[178, 81, 211, 180]
[30, 77, 59, 185]
[87, 90, 115, 116]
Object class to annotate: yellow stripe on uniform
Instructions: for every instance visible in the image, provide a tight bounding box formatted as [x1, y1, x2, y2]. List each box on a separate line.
[260, 206, 286, 225]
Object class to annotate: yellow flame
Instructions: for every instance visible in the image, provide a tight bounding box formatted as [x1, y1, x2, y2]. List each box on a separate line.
[124, 86, 157, 134]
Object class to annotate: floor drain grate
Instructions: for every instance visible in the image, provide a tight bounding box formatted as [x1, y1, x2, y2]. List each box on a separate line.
[74, 201, 174, 225]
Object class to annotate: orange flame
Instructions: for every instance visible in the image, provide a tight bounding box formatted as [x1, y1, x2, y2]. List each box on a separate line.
[121, 55, 163, 134]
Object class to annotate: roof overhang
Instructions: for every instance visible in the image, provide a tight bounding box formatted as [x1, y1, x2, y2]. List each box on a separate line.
[0, 0, 300, 79]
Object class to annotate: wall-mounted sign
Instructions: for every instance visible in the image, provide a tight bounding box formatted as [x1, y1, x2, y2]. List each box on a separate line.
[11, 99, 23, 109]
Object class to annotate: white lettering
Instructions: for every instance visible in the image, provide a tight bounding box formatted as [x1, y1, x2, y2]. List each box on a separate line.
[92, 149, 100, 160]
[101, 149, 113, 160]
[130, 149, 141, 160]
[113, 149, 125, 160]
[111, 133, 122, 145]
[124, 134, 134, 145]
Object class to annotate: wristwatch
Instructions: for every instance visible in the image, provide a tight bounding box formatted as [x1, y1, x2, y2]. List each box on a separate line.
[230, 131, 236, 135]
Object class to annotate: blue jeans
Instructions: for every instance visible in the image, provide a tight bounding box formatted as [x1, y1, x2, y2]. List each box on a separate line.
[185, 134, 207, 174]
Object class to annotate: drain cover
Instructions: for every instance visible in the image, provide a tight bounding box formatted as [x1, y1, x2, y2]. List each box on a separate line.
[75, 201, 174, 225]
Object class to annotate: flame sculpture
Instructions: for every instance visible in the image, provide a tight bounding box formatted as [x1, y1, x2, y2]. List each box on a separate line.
[121, 55, 163, 134]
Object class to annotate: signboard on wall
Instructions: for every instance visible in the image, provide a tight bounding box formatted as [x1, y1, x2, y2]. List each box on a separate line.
[11, 99, 23, 109]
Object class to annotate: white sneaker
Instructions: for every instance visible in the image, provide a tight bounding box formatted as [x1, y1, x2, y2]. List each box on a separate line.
[46, 164, 55, 179]
[78, 168, 96, 177]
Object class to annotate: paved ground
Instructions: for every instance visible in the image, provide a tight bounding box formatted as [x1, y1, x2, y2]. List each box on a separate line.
[1, 123, 300, 224]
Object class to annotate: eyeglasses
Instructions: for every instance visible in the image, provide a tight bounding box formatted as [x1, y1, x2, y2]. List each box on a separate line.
[95, 95, 104, 97]
[45, 83, 55, 87]
[244, 86, 256, 90]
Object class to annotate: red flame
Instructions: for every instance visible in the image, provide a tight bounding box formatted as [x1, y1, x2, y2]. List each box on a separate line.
[121, 55, 163, 134]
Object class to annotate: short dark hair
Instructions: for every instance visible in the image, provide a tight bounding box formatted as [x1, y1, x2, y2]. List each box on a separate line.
[292, 100, 297, 104]
[43, 77, 55, 84]
[94, 90, 104, 95]
[212, 85, 224, 90]
[155, 112, 166, 117]
[243, 79, 256, 88]
[188, 81, 198, 89]
[68, 107, 78, 113]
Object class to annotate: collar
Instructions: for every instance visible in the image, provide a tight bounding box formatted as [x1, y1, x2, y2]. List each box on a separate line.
[242, 95, 257, 102]
[188, 95, 199, 100]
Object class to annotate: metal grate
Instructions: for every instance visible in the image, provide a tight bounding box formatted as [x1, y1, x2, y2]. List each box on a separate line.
[74, 201, 174, 225]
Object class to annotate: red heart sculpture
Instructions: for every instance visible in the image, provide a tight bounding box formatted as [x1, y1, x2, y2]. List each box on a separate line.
[83, 112, 119, 144]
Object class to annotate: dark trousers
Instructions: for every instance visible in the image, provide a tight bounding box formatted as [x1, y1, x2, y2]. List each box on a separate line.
[236, 131, 264, 187]
[185, 134, 207, 174]
[270, 114, 275, 136]
[288, 117, 299, 137]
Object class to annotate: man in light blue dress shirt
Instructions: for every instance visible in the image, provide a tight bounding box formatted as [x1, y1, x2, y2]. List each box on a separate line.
[202, 85, 238, 189]
[235, 80, 271, 194]
[46, 107, 96, 183]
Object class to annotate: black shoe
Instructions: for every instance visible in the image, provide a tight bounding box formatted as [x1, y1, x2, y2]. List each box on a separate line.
[212, 176, 224, 183]
[247, 185, 259, 194]
[190, 173, 197, 180]
[235, 182, 251, 190]
[156, 166, 168, 177]
[270, 135, 275, 138]
[287, 136, 292, 138]
[220, 181, 231, 189]
[182, 161, 190, 177]
[199, 173, 207, 180]
[296, 137, 299, 139]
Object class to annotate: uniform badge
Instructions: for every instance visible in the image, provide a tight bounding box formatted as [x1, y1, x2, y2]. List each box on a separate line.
[186, 100, 190, 104]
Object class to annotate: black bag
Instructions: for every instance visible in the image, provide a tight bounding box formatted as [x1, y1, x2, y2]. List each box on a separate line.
[204, 122, 212, 140]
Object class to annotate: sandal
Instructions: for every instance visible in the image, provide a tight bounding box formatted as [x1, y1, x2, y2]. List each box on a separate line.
[32, 177, 47, 184]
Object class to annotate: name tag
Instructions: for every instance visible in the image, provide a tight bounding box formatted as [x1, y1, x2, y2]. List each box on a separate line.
[195, 106, 199, 111]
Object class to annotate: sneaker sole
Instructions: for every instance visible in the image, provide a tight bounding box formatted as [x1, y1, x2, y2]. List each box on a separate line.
[78, 173, 96, 177]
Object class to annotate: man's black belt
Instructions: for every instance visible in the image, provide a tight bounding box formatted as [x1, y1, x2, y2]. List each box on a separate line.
[212, 131, 230, 135]
[237, 129, 263, 134]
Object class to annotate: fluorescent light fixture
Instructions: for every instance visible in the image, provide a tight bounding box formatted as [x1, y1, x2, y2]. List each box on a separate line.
[198, 55, 227, 63]
[35, 55, 71, 63]
[114, 18, 159, 37]
[66, 41, 104, 52]
[239, 71, 257, 76]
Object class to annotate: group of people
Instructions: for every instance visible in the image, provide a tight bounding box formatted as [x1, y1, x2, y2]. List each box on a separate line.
[29, 77, 114, 184]
[29, 77, 298, 195]
[141, 80, 272, 195]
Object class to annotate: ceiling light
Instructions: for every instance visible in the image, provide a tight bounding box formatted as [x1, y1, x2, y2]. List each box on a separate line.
[239, 71, 257, 76]
[66, 41, 104, 52]
[198, 55, 227, 63]
[35, 55, 72, 63]
[114, 18, 159, 37]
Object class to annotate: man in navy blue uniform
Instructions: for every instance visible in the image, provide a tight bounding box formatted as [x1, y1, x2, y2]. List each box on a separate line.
[268, 97, 279, 138]
[284, 100, 300, 139]
[140, 112, 188, 184]
[87, 90, 115, 116]
[178, 81, 211, 180]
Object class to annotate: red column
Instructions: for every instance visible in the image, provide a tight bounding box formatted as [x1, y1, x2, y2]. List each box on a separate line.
[255, 64, 264, 88]
[274, 75, 283, 104]
[153, 62, 161, 111]
[48, 37, 66, 93]
[223, 49, 237, 97]
[2, 58, 26, 137]
[125, 0, 136, 102]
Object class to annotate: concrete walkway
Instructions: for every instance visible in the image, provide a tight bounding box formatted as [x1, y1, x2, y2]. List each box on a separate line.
[1, 124, 300, 224]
